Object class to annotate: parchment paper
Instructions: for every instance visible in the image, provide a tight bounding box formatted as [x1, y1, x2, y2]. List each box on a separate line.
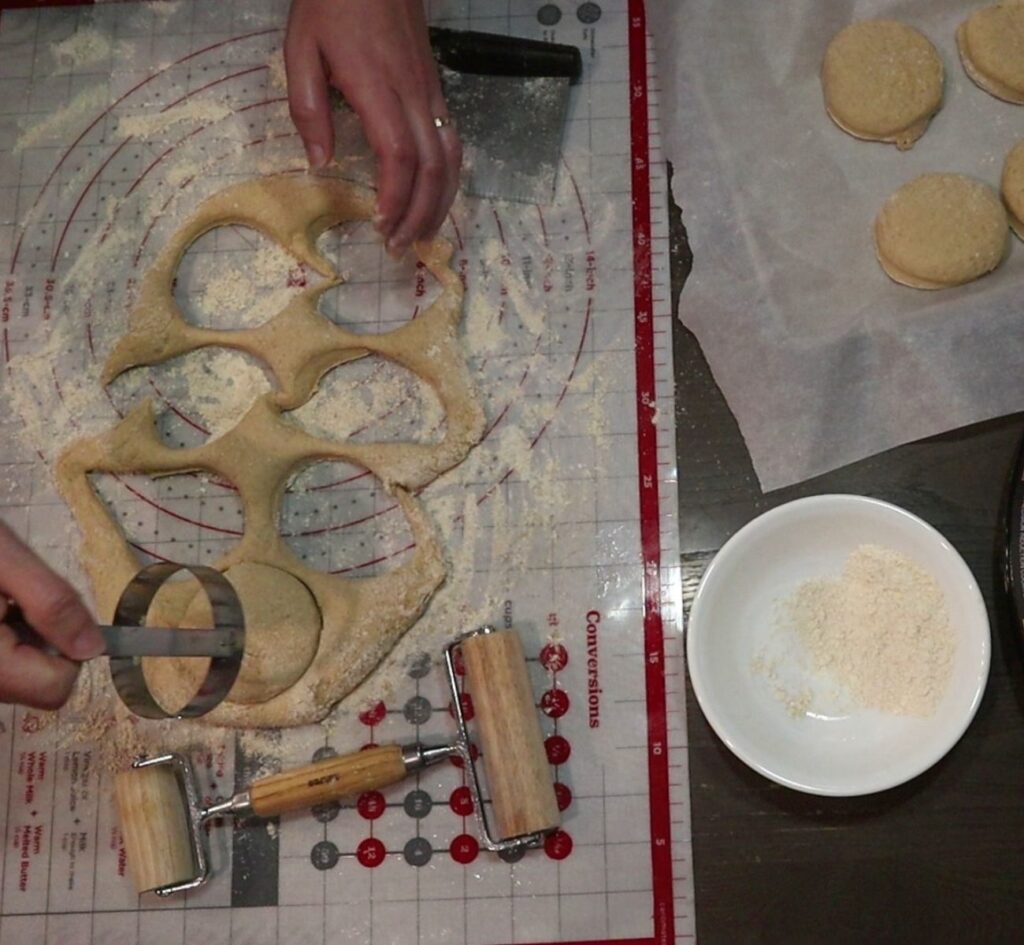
[649, 0, 1024, 491]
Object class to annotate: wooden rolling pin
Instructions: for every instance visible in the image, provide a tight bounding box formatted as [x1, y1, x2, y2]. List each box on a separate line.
[116, 626, 560, 896]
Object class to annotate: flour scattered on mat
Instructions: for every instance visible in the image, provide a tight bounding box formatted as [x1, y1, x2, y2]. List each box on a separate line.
[145, 1, 181, 18]
[6, 324, 110, 460]
[116, 100, 233, 139]
[51, 27, 111, 71]
[267, 49, 287, 92]
[15, 84, 108, 152]
[755, 545, 955, 717]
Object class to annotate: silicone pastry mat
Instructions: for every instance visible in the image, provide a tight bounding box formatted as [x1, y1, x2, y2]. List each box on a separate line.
[0, 1, 693, 942]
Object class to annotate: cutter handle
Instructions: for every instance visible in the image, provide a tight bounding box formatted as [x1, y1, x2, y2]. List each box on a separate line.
[249, 745, 407, 817]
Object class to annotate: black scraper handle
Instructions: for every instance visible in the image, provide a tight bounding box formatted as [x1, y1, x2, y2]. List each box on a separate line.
[429, 27, 583, 85]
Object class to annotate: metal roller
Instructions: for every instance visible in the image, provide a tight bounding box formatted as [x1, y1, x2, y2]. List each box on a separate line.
[451, 627, 561, 847]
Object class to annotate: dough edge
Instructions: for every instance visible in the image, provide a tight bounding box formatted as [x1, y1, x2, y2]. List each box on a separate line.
[825, 103, 935, 151]
[1003, 142, 1024, 240]
[822, 20, 944, 149]
[956, 19, 1024, 106]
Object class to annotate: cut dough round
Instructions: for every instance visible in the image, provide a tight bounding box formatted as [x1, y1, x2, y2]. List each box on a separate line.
[874, 173, 1009, 289]
[957, 4, 1024, 105]
[1003, 140, 1024, 240]
[822, 19, 944, 150]
[143, 563, 322, 711]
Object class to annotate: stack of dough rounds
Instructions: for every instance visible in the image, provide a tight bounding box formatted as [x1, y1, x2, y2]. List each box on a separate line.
[822, 19, 944, 150]
[874, 173, 1009, 289]
[1003, 140, 1024, 239]
[957, 4, 1024, 104]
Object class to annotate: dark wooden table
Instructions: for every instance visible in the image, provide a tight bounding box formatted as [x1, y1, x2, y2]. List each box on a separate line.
[669, 177, 1024, 945]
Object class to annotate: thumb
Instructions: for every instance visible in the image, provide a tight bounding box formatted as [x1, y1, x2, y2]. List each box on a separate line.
[0, 522, 102, 661]
[0, 623, 80, 711]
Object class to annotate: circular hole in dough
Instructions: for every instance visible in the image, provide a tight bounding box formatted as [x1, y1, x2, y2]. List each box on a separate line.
[874, 173, 1009, 289]
[88, 471, 244, 561]
[288, 354, 446, 446]
[1003, 140, 1024, 240]
[822, 19, 944, 150]
[142, 562, 322, 710]
[316, 229, 444, 335]
[173, 226, 311, 330]
[107, 349, 272, 448]
[957, 4, 1024, 105]
[279, 461, 416, 577]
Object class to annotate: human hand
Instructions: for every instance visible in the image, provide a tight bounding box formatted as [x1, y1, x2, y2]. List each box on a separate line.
[0, 521, 103, 710]
[285, 0, 462, 255]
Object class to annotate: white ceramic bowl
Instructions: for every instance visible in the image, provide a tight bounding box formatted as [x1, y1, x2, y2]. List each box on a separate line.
[687, 494, 990, 796]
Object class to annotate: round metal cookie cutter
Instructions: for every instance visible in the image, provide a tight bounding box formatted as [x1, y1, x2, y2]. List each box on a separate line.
[109, 563, 245, 719]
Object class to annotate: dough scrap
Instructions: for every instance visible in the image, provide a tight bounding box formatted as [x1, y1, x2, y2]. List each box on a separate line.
[58, 174, 485, 727]
[57, 397, 448, 727]
[822, 20, 944, 151]
[957, 4, 1024, 105]
[874, 173, 1009, 289]
[1003, 140, 1024, 240]
[103, 174, 485, 490]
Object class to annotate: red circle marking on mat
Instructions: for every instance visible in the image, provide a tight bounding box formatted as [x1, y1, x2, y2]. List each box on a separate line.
[540, 689, 570, 719]
[449, 833, 479, 865]
[449, 742, 478, 770]
[449, 786, 474, 817]
[544, 735, 571, 766]
[356, 791, 386, 821]
[448, 692, 474, 722]
[553, 782, 573, 812]
[539, 643, 569, 671]
[356, 837, 386, 868]
[544, 829, 573, 860]
[358, 701, 387, 726]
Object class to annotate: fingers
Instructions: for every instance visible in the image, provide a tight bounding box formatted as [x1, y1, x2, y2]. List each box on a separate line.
[343, 82, 417, 241]
[385, 80, 462, 251]
[384, 103, 450, 255]
[284, 29, 335, 168]
[429, 120, 463, 236]
[334, 78, 461, 253]
[283, 0, 462, 251]
[0, 522, 102, 661]
[0, 622, 79, 711]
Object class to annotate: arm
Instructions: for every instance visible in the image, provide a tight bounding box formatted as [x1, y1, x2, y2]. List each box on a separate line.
[0, 520, 103, 710]
[285, 0, 462, 255]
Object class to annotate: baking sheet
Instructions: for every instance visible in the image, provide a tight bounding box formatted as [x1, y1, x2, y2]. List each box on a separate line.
[0, 1, 692, 943]
[651, 0, 1024, 492]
